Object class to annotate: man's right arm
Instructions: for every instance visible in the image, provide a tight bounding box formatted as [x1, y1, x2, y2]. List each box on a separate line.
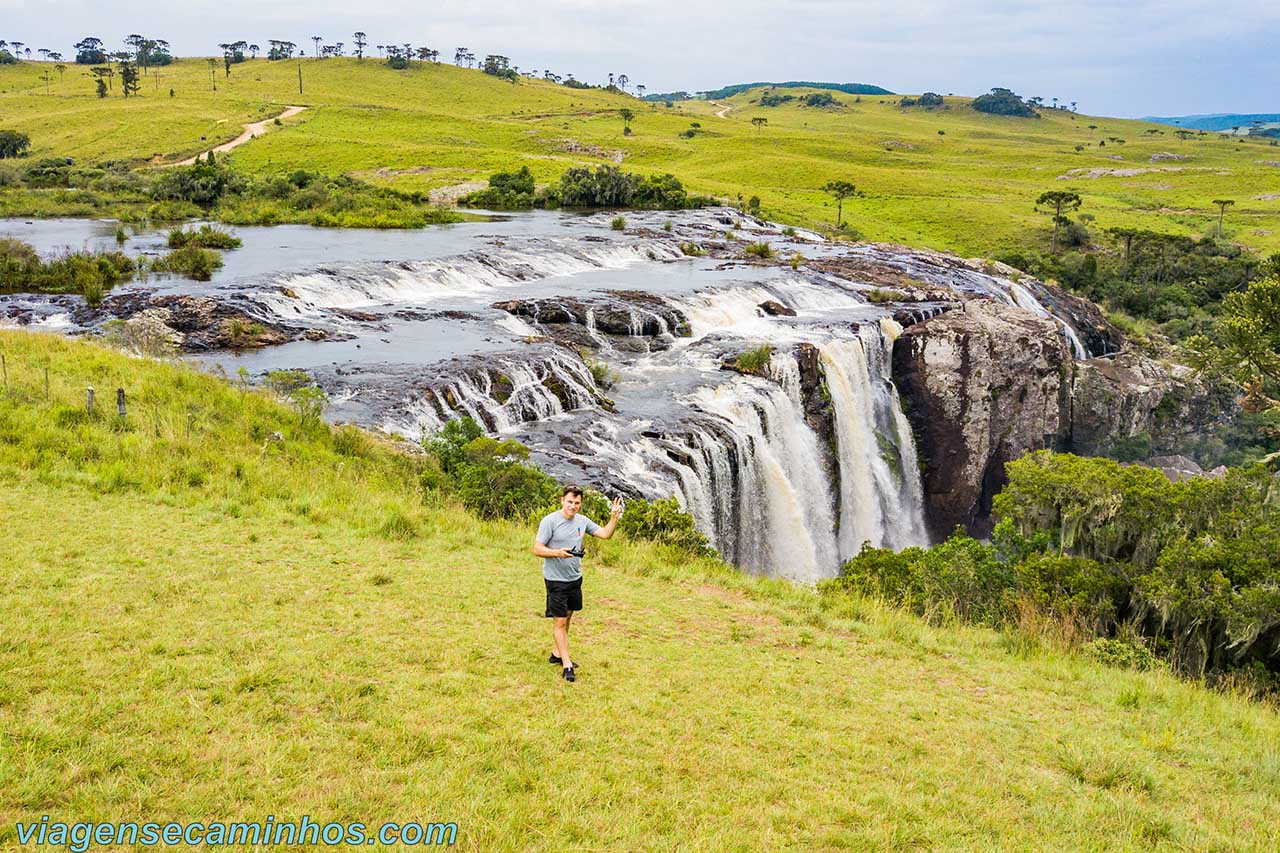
[532, 518, 571, 558]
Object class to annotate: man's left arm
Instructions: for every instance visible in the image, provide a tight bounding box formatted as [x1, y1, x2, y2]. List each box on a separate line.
[589, 497, 625, 540]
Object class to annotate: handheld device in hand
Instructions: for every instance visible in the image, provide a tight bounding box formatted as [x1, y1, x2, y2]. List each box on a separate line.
[568, 546, 586, 558]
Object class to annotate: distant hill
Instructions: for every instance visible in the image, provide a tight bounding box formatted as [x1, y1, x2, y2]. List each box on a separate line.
[1142, 112, 1280, 132]
[696, 81, 894, 100]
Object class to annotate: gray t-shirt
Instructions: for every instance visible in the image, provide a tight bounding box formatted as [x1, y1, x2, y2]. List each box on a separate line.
[536, 511, 601, 581]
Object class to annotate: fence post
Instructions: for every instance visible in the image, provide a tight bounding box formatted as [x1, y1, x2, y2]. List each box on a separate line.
[87, 386, 95, 414]
[44, 367, 49, 401]
[116, 388, 126, 418]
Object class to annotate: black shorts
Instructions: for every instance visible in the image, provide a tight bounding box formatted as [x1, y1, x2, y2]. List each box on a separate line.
[544, 576, 583, 618]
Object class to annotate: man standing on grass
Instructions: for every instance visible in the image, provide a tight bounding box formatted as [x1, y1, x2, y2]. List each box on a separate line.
[533, 486, 623, 682]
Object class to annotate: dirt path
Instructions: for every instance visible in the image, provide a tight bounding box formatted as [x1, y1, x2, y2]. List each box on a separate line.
[713, 102, 733, 119]
[175, 106, 306, 165]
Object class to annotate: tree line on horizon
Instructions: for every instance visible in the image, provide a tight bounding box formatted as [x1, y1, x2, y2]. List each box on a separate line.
[0, 32, 646, 99]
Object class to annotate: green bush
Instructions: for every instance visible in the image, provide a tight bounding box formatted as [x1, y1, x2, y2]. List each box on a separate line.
[733, 345, 774, 375]
[0, 129, 31, 159]
[610, 216, 626, 231]
[152, 245, 223, 281]
[458, 166, 537, 209]
[744, 242, 773, 258]
[167, 225, 242, 249]
[0, 238, 135, 304]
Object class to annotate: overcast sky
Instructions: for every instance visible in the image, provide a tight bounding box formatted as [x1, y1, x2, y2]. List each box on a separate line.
[3, 0, 1276, 117]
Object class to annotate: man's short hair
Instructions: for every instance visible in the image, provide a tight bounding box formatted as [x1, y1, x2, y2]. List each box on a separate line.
[562, 485, 584, 498]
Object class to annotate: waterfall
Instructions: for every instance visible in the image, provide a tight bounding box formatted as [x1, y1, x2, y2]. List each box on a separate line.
[387, 348, 600, 438]
[682, 356, 840, 581]
[817, 324, 929, 556]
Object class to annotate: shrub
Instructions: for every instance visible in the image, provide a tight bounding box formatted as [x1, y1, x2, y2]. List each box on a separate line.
[733, 345, 774, 375]
[803, 92, 836, 108]
[152, 245, 223, 281]
[167, 225, 242, 249]
[610, 215, 626, 231]
[679, 242, 704, 257]
[265, 369, 327, 425]
[458, 166, 537, 209]
[825, 533, 1018, 627]
[744, 242, 773, 258]
[150, 160, 244, 206]
[0, 130, 31, 159]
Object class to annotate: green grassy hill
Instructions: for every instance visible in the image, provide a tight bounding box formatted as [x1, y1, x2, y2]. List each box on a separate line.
[2, 328, 1280, 849]
[2, 58, 1279, 255]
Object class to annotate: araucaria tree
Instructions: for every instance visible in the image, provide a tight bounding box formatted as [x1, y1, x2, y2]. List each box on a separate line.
[1035, 190, 1083, 253]
[1213, 199, 1235, 237]
[751, 116, 768, 133]
[353, 32, 367, 60]
[118, 59, 140, 97]
[822, 180, 860, 227]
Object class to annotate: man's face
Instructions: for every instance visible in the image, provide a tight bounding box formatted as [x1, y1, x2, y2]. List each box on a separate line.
[561, 492, 582, 517]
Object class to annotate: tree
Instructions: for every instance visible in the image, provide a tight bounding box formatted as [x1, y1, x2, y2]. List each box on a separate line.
[751, 116, 768, 133]
[1187, 275, 1280, 411]
[119, 58, 140, 97]
[1213, 199, 1235, 238]
[10, 42, 23, 61]
[37, 48, 49, 61]
[972, 87, 1038, 118]
[54, 62, 66, 82]
[619, 108, 635, 131]
[822, 180, 860, 226]
[455, 46, 468, 66]
[249, 43, 259, 59]
[90, 65, 112, 97]
[616, 73, 629, 91]
[353, 32, 366, 60]
[1035, 190, 1083, 253]
[0, 130, 31, 158]
[636, 84, 645, 98]
[311, 36, 322, 58]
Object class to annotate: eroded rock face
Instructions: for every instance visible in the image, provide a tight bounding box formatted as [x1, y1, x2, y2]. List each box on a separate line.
[892, 299, 1236, 537]
[1069, 353, 1236, 459]
[892, 300, 1073, 537]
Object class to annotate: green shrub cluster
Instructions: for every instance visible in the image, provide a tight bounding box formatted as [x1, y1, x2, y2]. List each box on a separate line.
[458, 166, 535, 209]
[822, 450, 1280, 687]
[0, 237, 135, 306]
[0, 129, 30, 158]
[972, 87, 1039, 117]
[167, 225, 242, 249]
[0, 157, 460, 229]
[459, 164, 713, 212]
[151, 245, 223, 281]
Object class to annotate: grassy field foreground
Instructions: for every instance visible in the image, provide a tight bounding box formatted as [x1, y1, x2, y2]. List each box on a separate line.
[1, 329, 1279, 850]
[2, 58, 1280, 255]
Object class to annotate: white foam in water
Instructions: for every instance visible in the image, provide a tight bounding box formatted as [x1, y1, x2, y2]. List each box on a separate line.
[256, 238, 683, 318]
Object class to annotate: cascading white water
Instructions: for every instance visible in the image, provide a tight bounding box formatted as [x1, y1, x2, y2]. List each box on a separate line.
[256, 238, 684, 318]
[682, 355, 840, 582]
[818, 324, 928, 556]
[388, 348, 599, 438]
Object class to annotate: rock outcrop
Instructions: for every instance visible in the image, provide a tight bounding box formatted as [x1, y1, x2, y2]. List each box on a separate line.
[492, 291, 690, 352]
[892, 299, 1236, 537]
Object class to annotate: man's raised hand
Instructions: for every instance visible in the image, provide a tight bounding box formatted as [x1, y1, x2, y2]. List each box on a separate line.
[610, 497, 624, 518]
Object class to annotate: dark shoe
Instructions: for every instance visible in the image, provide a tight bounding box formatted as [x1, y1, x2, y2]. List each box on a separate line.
[562, 666, 575, 682]
[549, 653, 562, 665]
